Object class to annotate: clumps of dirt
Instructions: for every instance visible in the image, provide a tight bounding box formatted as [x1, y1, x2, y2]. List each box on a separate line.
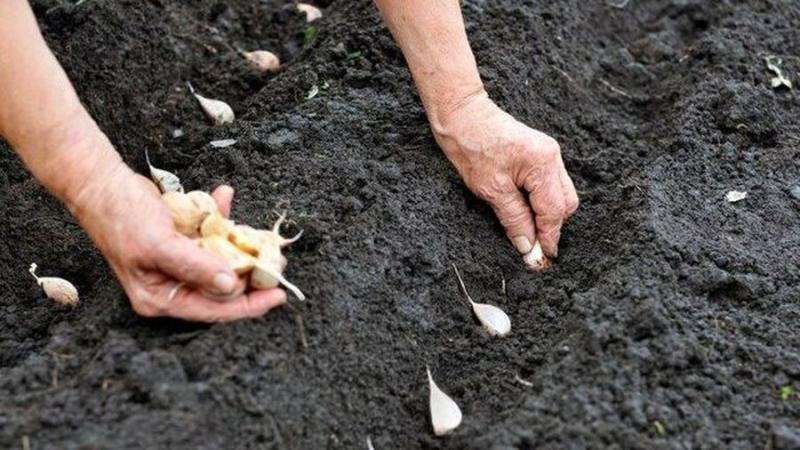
[0, 0, 798, 449]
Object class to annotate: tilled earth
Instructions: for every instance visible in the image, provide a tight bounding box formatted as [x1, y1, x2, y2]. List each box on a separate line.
[1, 1, 799, 449]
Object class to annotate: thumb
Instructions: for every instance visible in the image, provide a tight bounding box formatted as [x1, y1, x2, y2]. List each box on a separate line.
[484, 182, 538, 255]
[154, 235, 238, 296]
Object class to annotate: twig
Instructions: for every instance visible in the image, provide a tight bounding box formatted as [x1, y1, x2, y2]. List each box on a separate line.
[285, 303, 308, 350]
[500, 271, 507, 296]
[608, 0, 631, 8]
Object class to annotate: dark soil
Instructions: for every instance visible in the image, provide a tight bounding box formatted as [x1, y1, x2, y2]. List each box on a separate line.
[2, 0, 799, 448]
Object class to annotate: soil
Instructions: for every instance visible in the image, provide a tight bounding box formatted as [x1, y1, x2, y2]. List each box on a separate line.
[1, 0, 799, 449]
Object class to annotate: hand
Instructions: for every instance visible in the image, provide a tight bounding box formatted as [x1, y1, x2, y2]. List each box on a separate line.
[432, 91, 579, 264]
[68, 134, 286, 322]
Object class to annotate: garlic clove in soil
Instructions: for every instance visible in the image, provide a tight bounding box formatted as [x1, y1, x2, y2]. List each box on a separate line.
[522, 240, 550, 271]
[29, 263, 79, 307]
[241, 49, 281, 72]
[297, 3, 322, 22]
[426, 367, 462, 436]
[187, 82, 234, 126]
[145, 149, 183, 194]
[452, 264, 511, 337]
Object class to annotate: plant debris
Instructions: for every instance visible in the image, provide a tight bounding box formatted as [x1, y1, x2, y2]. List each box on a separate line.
[297, 3, 322, 22]
[725, 190, 748, 203]
[765, 56, 793, 89]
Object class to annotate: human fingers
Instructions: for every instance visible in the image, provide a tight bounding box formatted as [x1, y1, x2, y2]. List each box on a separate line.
[522, 148, 567, 258]
[166, 286, 287, 322]
[211, 184, 234, 218]
[152, 234, 238, 296]
[478, 177, 538, 255]
[559, 165, 579, 219]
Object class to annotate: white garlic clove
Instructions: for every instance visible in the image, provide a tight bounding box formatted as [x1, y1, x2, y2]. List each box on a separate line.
[145, 149, 183, 194]
[162, 191, 207, 236]
[200, 213, 236, 238]
[187, 82, 234, 126]
[199, 235, 256, 274]
[427, 367, 462, 436]
[522, 240, 550, 271]
[242, 50, 281, 72]
[452, 264, 511, 337]
[251, 245, 303, 299]
[297, 3, 322, 22]
[725, 190, 748, 203]
[470, 302, 511, 337]
[29, 263, 79, 307]
[186, 190, 219, 217]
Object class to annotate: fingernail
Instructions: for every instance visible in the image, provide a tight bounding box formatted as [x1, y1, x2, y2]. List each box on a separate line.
[511, 236, 533, 254]
[213, 272, 236, 294]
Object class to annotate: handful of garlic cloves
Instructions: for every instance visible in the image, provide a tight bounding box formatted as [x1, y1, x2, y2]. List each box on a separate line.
[161, 190, 305, 300]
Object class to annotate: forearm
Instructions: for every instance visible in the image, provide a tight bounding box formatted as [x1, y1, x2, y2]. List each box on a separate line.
[374, 0, 486, 133]
[0, 0, 125, 212]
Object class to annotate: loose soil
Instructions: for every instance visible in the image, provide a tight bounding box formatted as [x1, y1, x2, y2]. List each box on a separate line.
[1, 1, 799, 449]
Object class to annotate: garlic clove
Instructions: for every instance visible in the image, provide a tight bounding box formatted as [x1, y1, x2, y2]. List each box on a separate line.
[522, 240, 550, 271]
[251, 245, 303, 299]
[200, 213, 236, 238]
[162, 191, 207, 236]
[452, 264, 511, 337]
[186, 190, 219, 217]
[145, 149, 183, 194]
[229, 225, 264, 255]
[29, 263, 79, 307]
[296, 3, 322, 22]
[242, 50, 281, 72]
[470, 302, 511, 337]
[199, 235, 256, 274]
[187, 82, 234, 126]
[427, 367, 462, 436]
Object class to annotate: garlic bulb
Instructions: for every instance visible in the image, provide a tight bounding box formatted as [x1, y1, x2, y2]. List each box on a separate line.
[187, 82, 234, 126]
[452, 264, 511, 337]
[29, 263, 79, 307]
[297, 3, 322, 22]
[427, 367, 462, 436]
[145, 149, 183, 194]
[241, 50, 280, 72]
[523, 240, 550, 271]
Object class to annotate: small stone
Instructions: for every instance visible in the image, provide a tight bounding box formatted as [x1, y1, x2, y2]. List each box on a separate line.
[209, 139, 237, 148]
[172, 128, 184, 138]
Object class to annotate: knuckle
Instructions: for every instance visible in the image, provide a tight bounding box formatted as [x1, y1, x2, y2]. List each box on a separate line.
[473, 174, 512, 203]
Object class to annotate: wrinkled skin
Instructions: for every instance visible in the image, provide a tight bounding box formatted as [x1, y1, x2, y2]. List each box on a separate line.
[434, 92, 579, 257]
[70, 133, 287, 322]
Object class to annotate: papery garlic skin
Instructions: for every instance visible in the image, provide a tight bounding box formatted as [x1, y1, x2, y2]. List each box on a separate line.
[523, 240, 550, 271]
[162, 192, 207, 236]
[187, 82, 234, 126]
[145, 149, 183, 194]
[427, 367, 462, 436]
[244, 50, 281, 72]
[29, 263, 79, 307]
[471, 302, 511, 337]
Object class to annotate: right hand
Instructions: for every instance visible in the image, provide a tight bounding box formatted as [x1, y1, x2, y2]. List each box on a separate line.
[68, 134, 286, 322]
[432, 91, 579, 262]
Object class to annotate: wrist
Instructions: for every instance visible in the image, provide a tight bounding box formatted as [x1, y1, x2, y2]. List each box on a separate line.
[18, 109, 130, 219]
[425, 85, 489, 139]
